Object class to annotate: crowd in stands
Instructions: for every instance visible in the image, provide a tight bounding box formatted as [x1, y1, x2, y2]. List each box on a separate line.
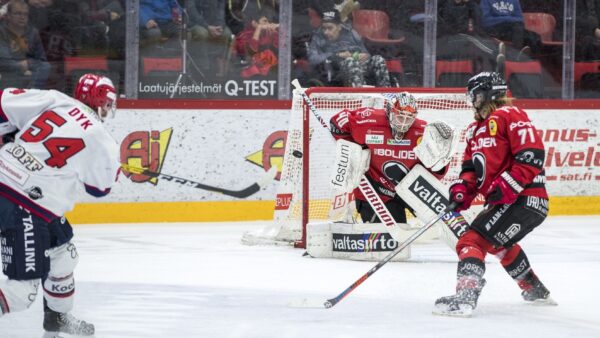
[0, 0, 598, 97]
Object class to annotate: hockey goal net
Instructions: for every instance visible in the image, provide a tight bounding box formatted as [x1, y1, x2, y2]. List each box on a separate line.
[247, 87, 472, 247]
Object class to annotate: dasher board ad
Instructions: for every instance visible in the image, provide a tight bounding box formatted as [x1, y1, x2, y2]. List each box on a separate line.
[83, 107, 598, 203]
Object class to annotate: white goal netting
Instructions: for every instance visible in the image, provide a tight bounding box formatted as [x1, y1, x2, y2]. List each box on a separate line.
[244, 87, 473, 247]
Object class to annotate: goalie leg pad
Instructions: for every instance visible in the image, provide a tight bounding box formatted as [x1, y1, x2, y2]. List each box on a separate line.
[43, 242, 78, 313]
[330, 139, 370, 193]
[0, 279, 40, 314]
[306, 222, 410, 261]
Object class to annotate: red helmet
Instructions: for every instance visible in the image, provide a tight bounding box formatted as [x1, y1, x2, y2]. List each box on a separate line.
[74, 73, 117, 119]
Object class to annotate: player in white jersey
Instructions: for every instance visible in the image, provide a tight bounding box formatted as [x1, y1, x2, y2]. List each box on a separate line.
[0, 73, 120, 336]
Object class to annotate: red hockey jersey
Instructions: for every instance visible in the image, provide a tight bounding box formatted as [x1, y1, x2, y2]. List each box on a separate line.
[330, 107, 439, 203]
[459, 105, 547, 201]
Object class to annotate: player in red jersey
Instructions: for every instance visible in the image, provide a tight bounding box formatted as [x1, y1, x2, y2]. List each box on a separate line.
[433, 72, 556, 317]
[329, 92, 455, 224]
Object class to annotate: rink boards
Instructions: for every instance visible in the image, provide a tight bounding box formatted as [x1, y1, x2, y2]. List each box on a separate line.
[65, 100, 600, 223]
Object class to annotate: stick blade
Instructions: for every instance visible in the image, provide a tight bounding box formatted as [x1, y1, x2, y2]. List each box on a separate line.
[288, 298, 331, 309]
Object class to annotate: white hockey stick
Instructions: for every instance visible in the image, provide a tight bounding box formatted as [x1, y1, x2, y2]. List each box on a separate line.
[289, 201, 458, 309]
[291, 79, 403, 240]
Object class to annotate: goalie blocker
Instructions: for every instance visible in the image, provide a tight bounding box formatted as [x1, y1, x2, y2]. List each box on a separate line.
[307, 164, 469, 260]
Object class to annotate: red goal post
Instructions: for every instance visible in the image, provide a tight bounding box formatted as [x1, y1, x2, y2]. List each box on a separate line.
[272, 87, 472, 248]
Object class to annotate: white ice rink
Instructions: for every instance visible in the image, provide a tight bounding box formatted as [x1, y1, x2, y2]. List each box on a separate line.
[1, 216, 600, 338]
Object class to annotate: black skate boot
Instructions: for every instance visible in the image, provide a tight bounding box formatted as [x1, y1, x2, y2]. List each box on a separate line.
[518, 271, 557, 305]
[433, 258, 487, 317]
[433, 276, 486, 317]
[43, 303, 95, 337]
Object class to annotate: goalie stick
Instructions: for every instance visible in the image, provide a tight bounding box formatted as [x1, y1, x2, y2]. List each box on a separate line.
[121, 163, 277, 198]
[290, 201, 458, 309]
[290, 79, 404, 239]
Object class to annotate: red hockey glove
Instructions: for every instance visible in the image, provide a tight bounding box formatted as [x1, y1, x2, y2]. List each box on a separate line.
[486, 171, 524, 205]
[449, 179, 475, 212]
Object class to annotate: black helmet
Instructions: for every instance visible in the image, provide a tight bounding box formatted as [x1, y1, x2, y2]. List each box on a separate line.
[466, 72, 507, 105]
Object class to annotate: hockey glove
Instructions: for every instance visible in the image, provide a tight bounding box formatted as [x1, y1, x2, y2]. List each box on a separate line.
[486, 171, 524, 205]
[1, 129, 18, 144]
[449, 179, 475, 212]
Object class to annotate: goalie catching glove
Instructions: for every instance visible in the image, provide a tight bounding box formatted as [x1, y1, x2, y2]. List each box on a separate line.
[329, 139, 370, 193]
[414, 121, 459, 172]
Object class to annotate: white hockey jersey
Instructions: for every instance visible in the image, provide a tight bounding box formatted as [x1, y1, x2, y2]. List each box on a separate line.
[0, 88, 120, 221]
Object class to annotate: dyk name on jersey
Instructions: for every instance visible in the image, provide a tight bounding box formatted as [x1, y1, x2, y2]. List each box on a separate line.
[331, 107, 426, 201]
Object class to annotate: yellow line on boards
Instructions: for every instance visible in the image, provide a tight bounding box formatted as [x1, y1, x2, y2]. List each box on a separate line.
[548, 196, 600, 215]
[66, 201, 276, 224]
[64, 196, 600, 224]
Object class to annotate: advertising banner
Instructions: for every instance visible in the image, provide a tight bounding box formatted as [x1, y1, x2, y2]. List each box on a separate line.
[88, 107, 599, 205]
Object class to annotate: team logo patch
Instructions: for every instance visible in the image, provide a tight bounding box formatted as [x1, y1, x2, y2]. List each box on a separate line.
[365, 134, 384, 144]
[387, 139, 410, 146]
[489, 119, 497, 136]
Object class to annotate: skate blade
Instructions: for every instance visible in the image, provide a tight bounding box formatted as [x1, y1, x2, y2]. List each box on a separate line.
[43, 332, 65, 338]
[527, 296, 558, 306]
[288, 298, 330, 309]
[43, 331, 95, 338]
[432, 305, 473, 318]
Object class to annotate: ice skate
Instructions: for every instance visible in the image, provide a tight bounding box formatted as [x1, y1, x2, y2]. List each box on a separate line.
[43, 308, 95, 337]
[433, 277, 486, 318]
[519, 272, 557, 306]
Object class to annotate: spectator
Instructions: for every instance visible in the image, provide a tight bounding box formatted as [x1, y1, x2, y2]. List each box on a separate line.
[24, 0, 53, 30]
[0, 0, 50, 88]
[307, 9, 390, 87]
[309, 0, 359, 23]
[139, 0, 181, 48]
[576, 0, 600, 61]
[235, 9, 279, 78]
[437, 0, 503, 72]
[226, 0, 279, 35]
[187, 0, 232, 76]
[78, 0, 125, 56]
[479, 0, 541, 60]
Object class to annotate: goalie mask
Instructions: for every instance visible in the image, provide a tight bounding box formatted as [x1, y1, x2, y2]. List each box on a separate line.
[74, 73, 117, 121]
[466, 72, 507, 120]
[386, 92, 418, 140]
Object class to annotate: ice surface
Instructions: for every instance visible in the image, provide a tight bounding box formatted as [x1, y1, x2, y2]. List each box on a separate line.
[1, 216, 599, 338]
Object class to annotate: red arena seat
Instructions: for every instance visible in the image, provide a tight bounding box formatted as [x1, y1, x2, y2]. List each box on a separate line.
[142, 57, 182, 76]
[435, 60, 474, 87]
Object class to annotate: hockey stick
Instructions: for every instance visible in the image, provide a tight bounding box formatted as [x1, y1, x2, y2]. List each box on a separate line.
[121, 163, 277, 198]
[291, 79, 404, 239]
[290, 201, 458, 309]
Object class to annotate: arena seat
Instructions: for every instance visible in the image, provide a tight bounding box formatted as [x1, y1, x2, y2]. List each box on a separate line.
[351, 9, 405, 46]
[504, 60, 543, 98]
[435, 60, 474, 87]
[142, 57, 182, 76]
[64, 56, 109, 76]
[574, 61, 600, 97]
[64, 56, 114, 95]
[307, 7, 321, 28]
[523, 12, 562, 47]
[574, 61, 600, 87]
